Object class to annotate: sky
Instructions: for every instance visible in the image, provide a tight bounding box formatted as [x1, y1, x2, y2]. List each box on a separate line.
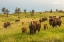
[0, 0, 64, 13]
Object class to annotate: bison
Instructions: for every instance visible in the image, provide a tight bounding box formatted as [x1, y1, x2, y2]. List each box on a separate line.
[18, 17, 20, 18]
[29, 21, 41, 35]
[4, 23, 7, 28]
[41, 17, 47, 22]
[44, 24, 48, 30]
[59, 16, 61, 19]
[35, 21, 41, 32]
[3, 22, 11, 28]
[49, 18, 62, 28]
[53, 16, 56, 18]
[15, 20, 20, 22]
[29, 21, 36, 35]
[21, 26, 27, 33]
[49, 16, 52, 18]
[61, 16, 64, 17]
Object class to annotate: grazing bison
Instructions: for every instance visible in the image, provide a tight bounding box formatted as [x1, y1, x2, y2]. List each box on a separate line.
[49, 18, 62, 28]
[4, 22, 11, 28]
[59, 16, 61, 19]
[61, 16, 64, 17]
[21, 26, 27, 33]
[49, 16, 52, 18]
[41, 17, 47, 22]
[44, 24, 48, 30]
[53, 16, 56, 18]
[15, 20, 20, 22]
[18, 17, 20, 18]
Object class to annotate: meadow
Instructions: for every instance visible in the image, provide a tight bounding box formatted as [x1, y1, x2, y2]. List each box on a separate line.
[0, 12, 64, 42]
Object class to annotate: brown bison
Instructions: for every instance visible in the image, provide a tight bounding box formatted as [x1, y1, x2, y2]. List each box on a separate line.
[49, 18, 62, 28]
[35, 21, 41, 32]
[4, 23, 7, 28]
[53, 16, 56, 18]
[61, 16, 64, 17]
[44, 24, 48, 30]
[41, 17, 47, 22]
[18, 17, 20, 18]
[4, 22, 11, 28]
[49, 16, 52, 18]
[29, 21, 36, 35]
[21, 26, 27, 33]
[29, 21, 41, 35]
[15, 20, 20, 22]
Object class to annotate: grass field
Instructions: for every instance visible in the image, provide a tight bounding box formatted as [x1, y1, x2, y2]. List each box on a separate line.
[0, 12, 64, 42]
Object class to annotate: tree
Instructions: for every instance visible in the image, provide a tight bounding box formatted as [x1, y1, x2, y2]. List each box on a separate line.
[31, 10, 34, 16]
[15, 7, 21, 15]
[50, 9, 52, 13]
[1, 7, 6, 14]
[24, 9, 26, 14]
[58, 10, 63, 13]
[15, 7, 18, 14]
[17, 8, 21, 15]
[5, 9, 10, 17]
[56, 9, 58, 12]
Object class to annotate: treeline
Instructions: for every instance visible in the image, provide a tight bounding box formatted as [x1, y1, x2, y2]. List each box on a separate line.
[45, 9, 64, 13]
[1, 7, 64, 17]
[1, 7, 35, 17]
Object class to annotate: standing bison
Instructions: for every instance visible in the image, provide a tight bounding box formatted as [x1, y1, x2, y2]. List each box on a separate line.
[36, 21, 41, 32]
[49, 18, 62, 28]
[21, 26, 27, 33]
[44, 24, 48, 30]
[29, 21, 41, 35]
[29, 21, 36, 35]
[4, 22, 11, 28]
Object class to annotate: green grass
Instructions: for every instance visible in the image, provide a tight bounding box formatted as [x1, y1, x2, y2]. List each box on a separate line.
[0, 12, 64, 42]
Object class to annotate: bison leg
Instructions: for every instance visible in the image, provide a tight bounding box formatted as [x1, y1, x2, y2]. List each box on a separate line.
[30, 30, 34, 35]
[34, 29, 36, 34]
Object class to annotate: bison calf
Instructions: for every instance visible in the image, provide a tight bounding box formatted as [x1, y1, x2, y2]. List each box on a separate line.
[21, 26, 27, 33]
[44, 24, 48, 30]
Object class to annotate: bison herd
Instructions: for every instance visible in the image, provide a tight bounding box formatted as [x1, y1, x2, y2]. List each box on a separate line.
[3, 16, 63, 35]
